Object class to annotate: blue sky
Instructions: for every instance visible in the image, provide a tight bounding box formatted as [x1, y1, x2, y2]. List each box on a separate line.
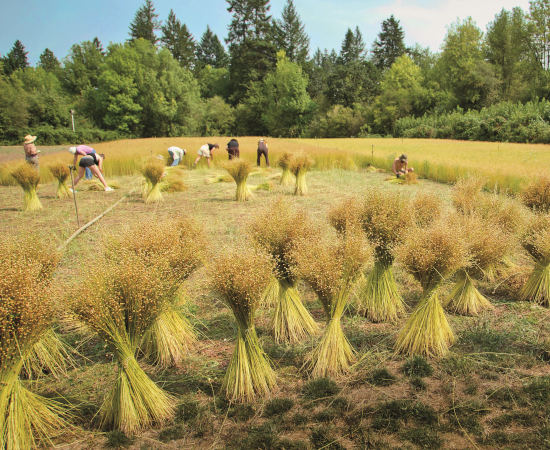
[0, 0, 531, 65]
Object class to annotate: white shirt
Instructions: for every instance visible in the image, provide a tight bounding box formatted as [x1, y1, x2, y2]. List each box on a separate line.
[168, 146, 185, 159]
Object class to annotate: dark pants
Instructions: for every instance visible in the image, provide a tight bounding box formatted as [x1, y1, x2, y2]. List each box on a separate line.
[228, 148, 240, 160]
[257, 148, 269, 167]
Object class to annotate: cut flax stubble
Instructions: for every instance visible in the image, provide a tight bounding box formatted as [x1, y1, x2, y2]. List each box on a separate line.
[104, 217, 205, 368]
[445, 214, 512, 316]
[357, 190, 413, 322]
[277, 152, 294, 186]
[10, 164, 42, 211]
[290, 154, 313, 196]
[72, 253, 177, 432]
[225, 159, 253, 201]
[142, 159, 165, 203]
[395, 218, 469, 357]
[210, 246, 275, 402]
[248, 198, 319, 344]
[520, 213, 550, 306]
[48, 164, 70, 199]
[293, 229, 372, 378]
[0, 236, 69, 450]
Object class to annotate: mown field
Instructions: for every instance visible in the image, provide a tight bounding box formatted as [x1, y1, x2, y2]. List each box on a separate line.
[2, 136, 550, 192]
[2, 153, 550, 449]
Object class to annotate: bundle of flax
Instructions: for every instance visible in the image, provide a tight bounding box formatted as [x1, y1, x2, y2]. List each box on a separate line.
[210, 246, 275, 402]
[72, 252, 177, 432]
[0, 236, 68, 449]
[248, 198, 318, 344]
[103, 217, 206, 367]
[277, 152, 294, 186]
[395, 218, 469, 357]
[357, 189, 413, 322]
[225, 159, 253, 201]
[290, 154, 313, 196]
[142, 159, 165, 203]
[293, 229, 372, 377]
[11, 164, 42, 211]
[520, 213, 550, 306]
[48, 163, 71, 199]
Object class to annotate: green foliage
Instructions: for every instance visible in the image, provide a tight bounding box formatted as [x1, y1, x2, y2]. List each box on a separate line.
[38, 48, 61, 73]
[368, 368, 397, 386]
[395, 99, 550, 143]
[161, 10, 195, 69]
[196, 26, 228, 69]
[402, 356, 433, 378]
[273, 0, 309, 64]
[372, 15, 406, 70]
[2, 40, 29, 76]
[401, 427, 442, 449]
[128, 0, 160, 44]
[264, 398, 294, 417]
[199, 96, 234, 136]
[263, 53, 314, 137]
[302, 377, 340, 400]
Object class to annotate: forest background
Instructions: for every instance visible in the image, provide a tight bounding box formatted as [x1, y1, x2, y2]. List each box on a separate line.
[2, 0, 550, 145]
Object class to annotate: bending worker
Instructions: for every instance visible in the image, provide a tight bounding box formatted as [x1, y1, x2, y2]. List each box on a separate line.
[167, 146, 185, 166]
[257, 138, 269, 167]
[69, 146, 113, 191]
[392, 154, 414, 178]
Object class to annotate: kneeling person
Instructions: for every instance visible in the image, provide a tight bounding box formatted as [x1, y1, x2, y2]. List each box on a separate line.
[392, 154, 414, 178]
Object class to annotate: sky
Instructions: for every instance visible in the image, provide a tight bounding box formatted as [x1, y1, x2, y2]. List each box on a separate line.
[0, 0, 532, 65]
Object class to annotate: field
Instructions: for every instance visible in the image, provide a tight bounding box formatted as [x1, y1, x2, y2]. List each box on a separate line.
[2, 139, 550, 450]
[2, 136, 550, 192]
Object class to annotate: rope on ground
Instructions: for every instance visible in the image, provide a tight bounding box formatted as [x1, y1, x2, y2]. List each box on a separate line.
[58, 195, 128, 251]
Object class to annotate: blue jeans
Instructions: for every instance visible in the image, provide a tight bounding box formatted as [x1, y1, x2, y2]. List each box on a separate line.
[85, 149, 96, 179]
[171, 158, 180, 166]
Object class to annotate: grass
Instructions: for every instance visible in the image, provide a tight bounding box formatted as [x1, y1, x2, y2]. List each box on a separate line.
[2, 157, 550, 448]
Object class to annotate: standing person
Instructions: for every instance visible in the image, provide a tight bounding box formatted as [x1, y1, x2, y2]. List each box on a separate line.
[392, 154, 414, 178]
[257, 138, 269, 167]
[69, 145, 96, 179]
[167, 146, 186, 166]
[23, 135, 40, 169]
[193, 143, 219, 168]
[68, 147, 113, 191]
[226, 138, 240, 160]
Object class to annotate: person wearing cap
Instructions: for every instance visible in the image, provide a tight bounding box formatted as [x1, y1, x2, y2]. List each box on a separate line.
[392, 154, 414, 178]
[167, 146, 185, 166]
[68, 146, 113, 192]
[23, 135, 40, 169]
[193, 143, 219, 168]
[257, 138, 269, 167]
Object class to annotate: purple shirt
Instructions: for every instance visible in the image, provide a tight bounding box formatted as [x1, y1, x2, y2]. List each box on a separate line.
[76, 145, 95, 156]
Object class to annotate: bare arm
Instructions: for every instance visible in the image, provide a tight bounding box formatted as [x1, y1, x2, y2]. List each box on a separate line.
[392, 160, 398, 174]
[97, 155, 103, 172]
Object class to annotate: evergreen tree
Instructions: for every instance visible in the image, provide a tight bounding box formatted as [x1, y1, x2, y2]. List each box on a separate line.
[226, 0, 277, 104]
[93, 37, 105, 55]
[38, 48, 60, 72]
[3, 40, 29, 76]
[372, 15, 406, 70]
[273, 0, 310, 64]
[161, 10, 196, 69]
[129, 0, 160, 44]
[196, 26, 229, 69]
[340, 26, 365, 64]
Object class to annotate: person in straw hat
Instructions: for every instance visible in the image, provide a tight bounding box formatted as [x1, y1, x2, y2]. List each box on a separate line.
[23, 135, 40, 169]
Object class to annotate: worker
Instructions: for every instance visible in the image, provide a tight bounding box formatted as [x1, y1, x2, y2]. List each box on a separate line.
[392, 154, 414, 178]
[167, 146, 186, 166]
[193, 143, 219, 168]
[257, 138, 269, 167]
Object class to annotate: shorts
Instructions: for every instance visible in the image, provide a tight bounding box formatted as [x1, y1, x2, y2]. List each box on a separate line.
[198, 147, 211, 158]
[79, 156, 97, 168]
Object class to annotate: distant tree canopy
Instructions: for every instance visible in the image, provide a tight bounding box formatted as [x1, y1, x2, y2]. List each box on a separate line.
[3, 0, 550, 145]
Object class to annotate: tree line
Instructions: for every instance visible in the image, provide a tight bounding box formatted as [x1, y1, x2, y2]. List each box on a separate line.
[2, 0, 550, 145]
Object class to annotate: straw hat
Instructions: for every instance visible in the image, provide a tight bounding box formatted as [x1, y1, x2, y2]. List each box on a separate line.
[23, 135, 37, 144]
